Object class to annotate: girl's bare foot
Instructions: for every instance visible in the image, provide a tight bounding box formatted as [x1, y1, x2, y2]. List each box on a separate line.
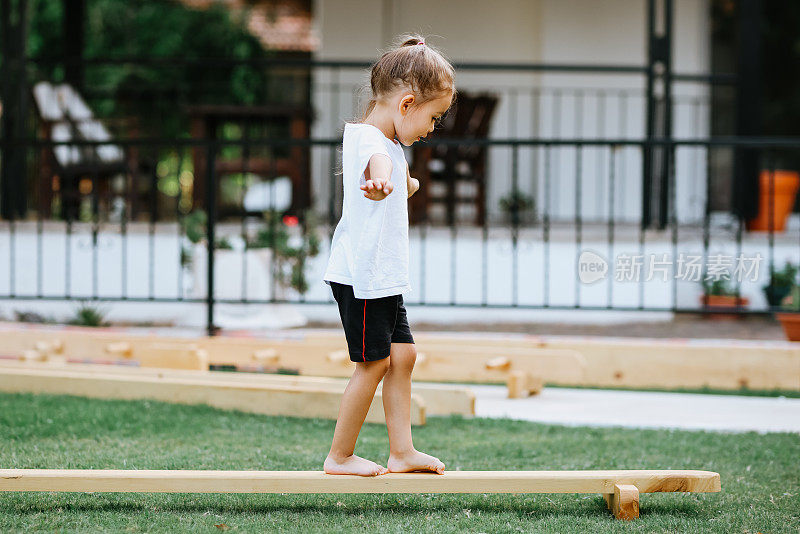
[324, 454, 389, 476]
[387, 449, 445, 474]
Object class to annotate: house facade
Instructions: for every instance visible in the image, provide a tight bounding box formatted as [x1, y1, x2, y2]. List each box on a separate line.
[309, 0, 713, 226]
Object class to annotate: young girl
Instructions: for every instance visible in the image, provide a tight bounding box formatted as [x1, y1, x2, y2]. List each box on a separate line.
[322, 35, 455, 477]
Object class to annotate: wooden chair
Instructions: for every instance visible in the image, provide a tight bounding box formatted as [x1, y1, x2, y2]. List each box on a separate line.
[410, 91, 498, 226]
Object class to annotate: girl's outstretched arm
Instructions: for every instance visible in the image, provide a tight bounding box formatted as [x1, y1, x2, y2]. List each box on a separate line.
[361, 154, 393, 201]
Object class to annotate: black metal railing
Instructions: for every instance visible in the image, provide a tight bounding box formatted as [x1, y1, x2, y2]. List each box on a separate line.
[1, 47, 793, 334]
[9, 55, 737, 226]
[1, 135, 799, 334]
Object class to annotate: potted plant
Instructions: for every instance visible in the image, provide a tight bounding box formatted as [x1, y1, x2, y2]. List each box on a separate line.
[699, 277, 749, 319]
[762, 260, 798, 307]
[499, 189, 535, 225]
[181, 208, 320, 301]
[247, 209, 321, 299]
[776, 284, 800, 342]
[182, 208, 271, 301]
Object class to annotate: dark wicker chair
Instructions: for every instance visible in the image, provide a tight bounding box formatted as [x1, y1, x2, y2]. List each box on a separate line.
[410, 91, 498, 226]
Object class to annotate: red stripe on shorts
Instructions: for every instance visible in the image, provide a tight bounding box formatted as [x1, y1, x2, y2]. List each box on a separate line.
[361, 300, 367, 361]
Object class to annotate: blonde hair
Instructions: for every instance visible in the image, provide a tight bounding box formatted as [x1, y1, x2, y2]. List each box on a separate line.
[359, 34, 456, 121]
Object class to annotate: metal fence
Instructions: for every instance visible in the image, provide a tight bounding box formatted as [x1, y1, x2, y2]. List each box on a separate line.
[4, 54, 736, 225]
[2, 133, 799, 334]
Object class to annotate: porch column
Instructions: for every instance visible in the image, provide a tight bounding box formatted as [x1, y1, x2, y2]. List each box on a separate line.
[0, 0, 30, 220]
[732, 0, 762, 221]
[63, 0, 86, 93]
[642, 0, 673, 230]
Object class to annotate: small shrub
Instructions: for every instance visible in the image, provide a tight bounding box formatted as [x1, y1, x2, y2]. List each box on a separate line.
[68, 301, 110, 327]
[763, 260, 798, 306]
[701, 277, 740, 297]
[13, 310, 57, 324]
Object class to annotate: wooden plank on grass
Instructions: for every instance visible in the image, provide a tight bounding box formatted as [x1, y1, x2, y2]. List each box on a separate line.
[195, 336, 585, 386]
[7, 325, 796, 391]
[411, 332, 800, 391]
[0, 360, 474, 416]
[0, 468, 721, 494]
[0, 367, 425, 425]
[0, 467, 721, 520]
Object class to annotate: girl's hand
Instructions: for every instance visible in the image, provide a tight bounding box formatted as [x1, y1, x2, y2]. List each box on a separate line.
[407, 177, 419, 198]
[361, 178, 393, 201]
[406, 162, 419, 198]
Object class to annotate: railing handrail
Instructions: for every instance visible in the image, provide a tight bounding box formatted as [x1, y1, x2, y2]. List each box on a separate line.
[28, 55, 648, 73]
[9, 136, 800, 148]
[25, 55, 736, 84]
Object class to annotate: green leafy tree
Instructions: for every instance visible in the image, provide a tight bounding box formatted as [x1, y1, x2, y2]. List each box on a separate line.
[25, 0, 274, 139]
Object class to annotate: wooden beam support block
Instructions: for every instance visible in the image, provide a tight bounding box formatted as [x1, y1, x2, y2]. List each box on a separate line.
[485, 356, 511, 371]
[603, 483, 640, 520]
[252, 349, 279, 365]
[105, 342, 132, 358]
[507, 371, 527, 399]
[527, 373, 544, 395]
[327, 350, 350, 365]
[35, 340, 63, 355]
[506, 372, 544, 399]
[22, 350, 44, 362]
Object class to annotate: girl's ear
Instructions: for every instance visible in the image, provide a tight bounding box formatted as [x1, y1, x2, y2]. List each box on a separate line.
[399, 94, 415, 116]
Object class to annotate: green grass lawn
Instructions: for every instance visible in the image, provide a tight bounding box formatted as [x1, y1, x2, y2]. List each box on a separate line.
[0, 392, 798, 533]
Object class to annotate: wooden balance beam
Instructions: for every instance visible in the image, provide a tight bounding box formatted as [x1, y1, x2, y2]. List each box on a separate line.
[0, 360, 475, 417]
[0, 329, 586, 398]
[198, 338, 585, 399]
[0, 366, 426, 425]
[411, 332, 800, 392]
[0, 469, 720, 520]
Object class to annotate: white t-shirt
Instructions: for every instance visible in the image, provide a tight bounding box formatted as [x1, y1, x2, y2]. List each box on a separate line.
[323, 122, 412, 299]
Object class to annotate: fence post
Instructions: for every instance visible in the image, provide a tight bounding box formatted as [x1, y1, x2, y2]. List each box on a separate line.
[642, 0, 673, 230]
[0, 0, 30, 220]
[733, 0, 763, 222]
[205, 139, 218, 336]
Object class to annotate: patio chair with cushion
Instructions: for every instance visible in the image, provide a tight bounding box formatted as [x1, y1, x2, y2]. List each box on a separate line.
[32, 81, 153, 220]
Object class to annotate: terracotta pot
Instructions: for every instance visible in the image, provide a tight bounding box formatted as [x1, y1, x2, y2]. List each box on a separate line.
[699, 294, 750, 320]
[775, 313, 800, 341]
[776, 312, 800, 341]
[746, 170, 800, 232]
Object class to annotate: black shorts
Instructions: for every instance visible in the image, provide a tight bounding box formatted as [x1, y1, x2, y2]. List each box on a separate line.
[329, 281, 414, 362]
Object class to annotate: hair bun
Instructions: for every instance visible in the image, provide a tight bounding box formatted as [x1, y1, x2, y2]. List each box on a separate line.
[400, 36, 424, 47]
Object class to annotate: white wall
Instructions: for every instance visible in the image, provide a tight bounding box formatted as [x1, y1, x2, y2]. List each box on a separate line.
[310, 0, 711, 225]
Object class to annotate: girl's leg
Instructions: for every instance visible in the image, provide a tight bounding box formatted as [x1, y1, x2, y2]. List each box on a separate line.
[382, 342, 445, 474]
[324, 358, 391, 476]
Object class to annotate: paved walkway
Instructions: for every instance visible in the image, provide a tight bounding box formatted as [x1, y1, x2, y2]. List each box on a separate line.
[468, 384, 800, 434]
